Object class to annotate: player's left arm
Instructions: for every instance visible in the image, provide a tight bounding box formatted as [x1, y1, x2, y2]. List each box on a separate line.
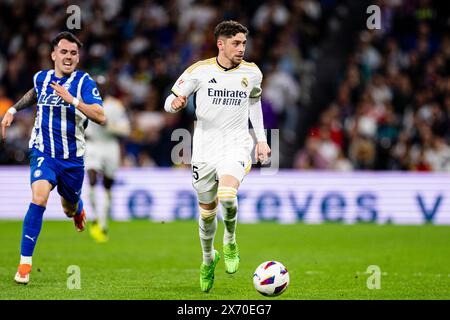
[249, 96, 271, 164]
[249, 71, 271, 164]
[50, 79, 106, 125]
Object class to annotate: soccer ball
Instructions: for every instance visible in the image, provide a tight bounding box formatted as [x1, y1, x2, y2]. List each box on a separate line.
[253, 261, 289, 297]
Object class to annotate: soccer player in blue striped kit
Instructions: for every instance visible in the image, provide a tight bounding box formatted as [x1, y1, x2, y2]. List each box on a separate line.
[1, 32, 106, 284]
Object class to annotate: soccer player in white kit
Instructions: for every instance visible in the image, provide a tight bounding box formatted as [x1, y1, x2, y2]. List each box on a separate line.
[164, 21, 271, 292]
[85, 75, 130, 243]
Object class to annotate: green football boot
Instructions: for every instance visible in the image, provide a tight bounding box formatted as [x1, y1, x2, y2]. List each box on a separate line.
[200, 250, 220, 292]
[223, 243, 240, 274]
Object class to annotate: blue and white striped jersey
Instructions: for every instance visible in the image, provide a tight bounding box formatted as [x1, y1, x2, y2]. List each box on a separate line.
[29, 70, 103, 159]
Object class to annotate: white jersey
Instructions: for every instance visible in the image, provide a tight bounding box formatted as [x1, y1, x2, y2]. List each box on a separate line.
[85, 95, 130, 147]
[85, 96, 130, 177]
[172, 57, 263, 163]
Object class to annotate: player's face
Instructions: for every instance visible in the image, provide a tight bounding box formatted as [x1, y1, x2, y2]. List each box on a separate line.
[51, 39, 80, 76]
[221, 33, 246, 66]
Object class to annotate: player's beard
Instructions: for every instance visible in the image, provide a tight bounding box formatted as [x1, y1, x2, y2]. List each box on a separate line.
[232, 55, 243, 66]
[59, 61, 76, 76]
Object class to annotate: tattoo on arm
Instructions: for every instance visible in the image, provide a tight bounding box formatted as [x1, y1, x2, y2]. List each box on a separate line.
[12, 88, 37, 111]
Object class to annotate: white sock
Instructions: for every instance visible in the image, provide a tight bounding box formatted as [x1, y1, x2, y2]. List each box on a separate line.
[20, 255, 32, 265]
[222, 198, 238, 244]
[89, 187, 97, 222]
[100, 190, 111, 232]
[218, 187, 238, 245]
[199, 206, 218, 265]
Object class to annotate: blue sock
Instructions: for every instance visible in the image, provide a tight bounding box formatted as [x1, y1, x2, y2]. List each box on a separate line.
[20, 203, 45, 257]
[75, 199, 83, 216]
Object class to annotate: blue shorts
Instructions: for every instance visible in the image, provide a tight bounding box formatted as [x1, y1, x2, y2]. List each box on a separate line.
[29, 148, 85, 204]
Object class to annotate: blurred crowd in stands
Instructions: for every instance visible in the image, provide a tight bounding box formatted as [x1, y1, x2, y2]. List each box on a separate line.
[294, 0, 450, 171]
[1, 0, 450, 172]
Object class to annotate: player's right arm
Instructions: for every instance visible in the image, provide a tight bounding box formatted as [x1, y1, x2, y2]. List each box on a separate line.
[1, 88, 37, 141]
[164, 69, 199, 113]
[164, 94, 187, 113]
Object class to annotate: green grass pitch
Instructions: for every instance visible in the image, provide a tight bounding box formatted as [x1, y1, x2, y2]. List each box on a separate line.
[0, 220, 449, 299]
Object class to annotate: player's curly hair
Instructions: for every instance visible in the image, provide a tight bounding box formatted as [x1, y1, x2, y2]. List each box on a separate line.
[51, 31, 83, 50]
[214, 20, 248, 42]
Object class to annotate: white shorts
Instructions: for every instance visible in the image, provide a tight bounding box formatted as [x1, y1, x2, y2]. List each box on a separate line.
[85, 141, 120, 179]
[192, 158, 252, 204]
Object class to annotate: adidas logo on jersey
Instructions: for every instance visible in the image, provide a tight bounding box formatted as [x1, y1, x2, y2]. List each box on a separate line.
[208, 78, 218, 83]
